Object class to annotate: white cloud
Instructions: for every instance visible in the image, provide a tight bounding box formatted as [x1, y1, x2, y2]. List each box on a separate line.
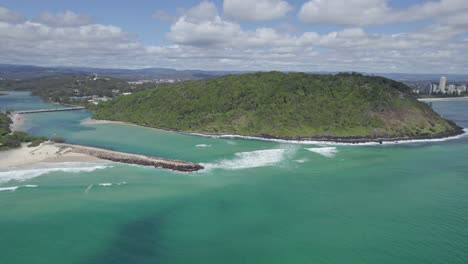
[299, 0, 468, 26]
[223, 0, 293, 21]
[0, 3, 468, 74]
[36, 11, 94, 27]
[185, 1, 218, 22]
[0, 6, 23, 23]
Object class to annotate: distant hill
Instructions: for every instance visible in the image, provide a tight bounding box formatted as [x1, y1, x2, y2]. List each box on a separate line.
[0, 64, 240, 81]
[1, 64, 467, 82]
[92, 72, 463, 142]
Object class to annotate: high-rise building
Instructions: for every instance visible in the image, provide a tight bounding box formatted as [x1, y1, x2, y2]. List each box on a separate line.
[439, 76, 447, 92]
[432, 84, 438, 93]
[448, 84, 456, 94]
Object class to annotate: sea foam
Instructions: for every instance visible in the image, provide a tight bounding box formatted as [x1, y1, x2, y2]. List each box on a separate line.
[188, 128, 468, 146]
[0, 162, 112, 184]
[306, 147, 338, 158]
[196, 144, 211, 148]
[202, 149, 286, 171]
[97, 182, 126, 187]
[0, 185, 38, 192]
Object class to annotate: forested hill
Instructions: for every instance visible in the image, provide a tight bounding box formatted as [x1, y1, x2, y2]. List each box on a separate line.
[92, 72, 463, 141]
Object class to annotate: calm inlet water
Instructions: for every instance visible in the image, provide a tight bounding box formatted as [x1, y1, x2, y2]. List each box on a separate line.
[1, 91, 468, 264]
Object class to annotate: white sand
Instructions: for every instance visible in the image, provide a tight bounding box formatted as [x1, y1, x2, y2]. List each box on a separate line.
[418, 97, 468, 102]
[0, 142, 102, 169]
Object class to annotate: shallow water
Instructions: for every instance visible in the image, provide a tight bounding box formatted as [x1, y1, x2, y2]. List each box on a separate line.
[1, 92, 468, 264]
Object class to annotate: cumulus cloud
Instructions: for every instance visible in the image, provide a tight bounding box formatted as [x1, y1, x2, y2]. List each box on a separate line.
[299, 0, 468, 26]
[36, 11, 94, 27]
[0, 2, 467, 74]
[223, 0, 293, 21]
[0, 6, 24, 23]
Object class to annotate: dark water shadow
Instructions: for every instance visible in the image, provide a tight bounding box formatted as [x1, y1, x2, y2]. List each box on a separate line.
[84, 216, 164, 264]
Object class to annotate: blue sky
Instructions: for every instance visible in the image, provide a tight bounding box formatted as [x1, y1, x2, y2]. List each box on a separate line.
[0, 0, 467, 73]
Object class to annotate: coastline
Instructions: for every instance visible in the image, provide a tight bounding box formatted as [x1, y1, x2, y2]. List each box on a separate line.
[418, 97, 468, 102]
[0, 141, 203, 172]
[0, 142, 103, 170]
[2, 118, 203, 172]
[84, 118, 467, 145]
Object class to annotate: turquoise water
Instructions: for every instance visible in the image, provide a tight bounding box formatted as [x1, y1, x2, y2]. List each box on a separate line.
[1, 92, 468, 264]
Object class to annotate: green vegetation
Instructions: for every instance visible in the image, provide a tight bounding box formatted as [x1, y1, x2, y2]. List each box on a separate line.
[0, 113, 47, 150]
[50, 135, 65, 143]
[0, 75, 155, 105]
[93, 72, 462, 140]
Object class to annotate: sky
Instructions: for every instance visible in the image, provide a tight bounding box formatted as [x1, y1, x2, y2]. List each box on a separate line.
[0, 0, 467, 73]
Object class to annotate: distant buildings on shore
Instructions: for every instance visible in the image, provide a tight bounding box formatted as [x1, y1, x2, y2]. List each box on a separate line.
[410, 76, 467, 95]
[428, 76, 466, 95]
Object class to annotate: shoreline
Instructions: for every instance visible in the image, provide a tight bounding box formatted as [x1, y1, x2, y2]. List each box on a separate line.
[5, 116, 203, 172]
[84, 118, 467, 146]
[0, 142, 103, 169]
[0, 142, 203, 172]
[418, 97, 468, 102]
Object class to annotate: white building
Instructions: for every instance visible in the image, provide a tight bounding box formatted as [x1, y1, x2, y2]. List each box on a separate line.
[448, 84, 456, 94]
[439, 76, 447, 93]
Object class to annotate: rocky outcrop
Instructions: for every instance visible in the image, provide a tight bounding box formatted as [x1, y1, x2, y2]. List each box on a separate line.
[56, 143, 203, 172]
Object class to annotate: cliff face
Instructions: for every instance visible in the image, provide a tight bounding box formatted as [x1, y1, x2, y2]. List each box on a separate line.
[93, 72, 463, 141]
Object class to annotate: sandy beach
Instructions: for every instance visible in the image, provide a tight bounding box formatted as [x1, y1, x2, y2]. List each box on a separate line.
[418, 97, 468, 102]
[0, 142, 103, 169]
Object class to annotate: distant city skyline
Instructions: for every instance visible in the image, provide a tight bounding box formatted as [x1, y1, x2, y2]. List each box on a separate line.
[0, 0, 467, 73]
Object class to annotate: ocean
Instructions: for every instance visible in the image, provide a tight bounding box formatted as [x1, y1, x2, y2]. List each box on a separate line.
[1, 91, 468, 264]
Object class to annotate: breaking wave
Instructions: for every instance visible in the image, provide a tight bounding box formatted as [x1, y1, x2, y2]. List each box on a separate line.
[98, 182, 126, 187]
[202, 149, 286, 171]
[188, 128, 468, 146]
[0, 162, 112, 184]
[306, 147, 338, 158]
[196, 144, 211, 148]
[0, 185, 38, 192]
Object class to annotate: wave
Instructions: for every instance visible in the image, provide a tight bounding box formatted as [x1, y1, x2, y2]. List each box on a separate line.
[0, 185, 38, 192]
[306, 147, 338, 158]
[202, 149, 286, 171]
[188, 128, 468, 146]
[196, 144, 211, 148]
[0, 162, 112, 184]
[98, 182, 127, 187]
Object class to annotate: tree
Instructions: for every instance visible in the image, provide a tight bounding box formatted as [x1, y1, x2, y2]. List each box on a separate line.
[4, 137, 21, 148]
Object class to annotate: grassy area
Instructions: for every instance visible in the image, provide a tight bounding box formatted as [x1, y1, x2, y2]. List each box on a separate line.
[92, 72, 461, 140]
[0, 113, 47, 151]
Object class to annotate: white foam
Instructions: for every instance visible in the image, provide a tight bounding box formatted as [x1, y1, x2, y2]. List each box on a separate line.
[306, 147, 338, 158]
[196, 144, 211, 148]
[0, 162, 112, 184]
[202, 149, 286, 171]
[0, 185, 38, 192]
[0, 186, 19, 192]
[294, 159, 308, 163]
[187, 128, 468, 146]
[98, 183, 113, 187]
